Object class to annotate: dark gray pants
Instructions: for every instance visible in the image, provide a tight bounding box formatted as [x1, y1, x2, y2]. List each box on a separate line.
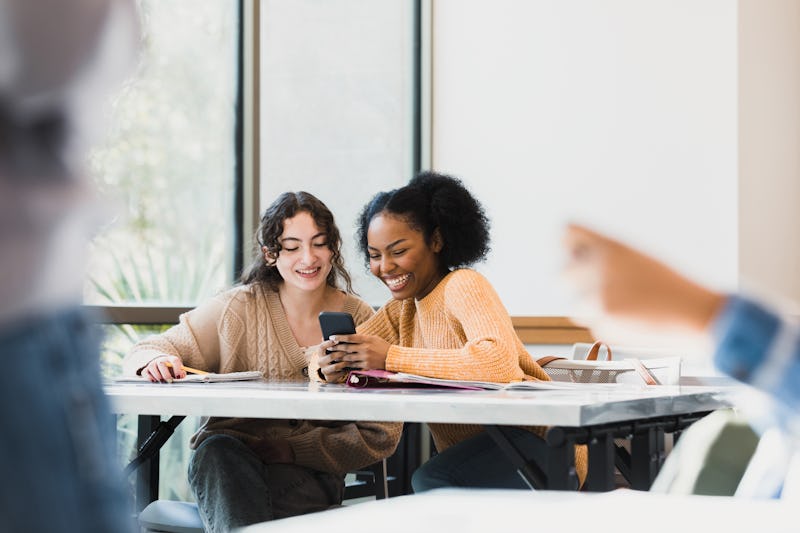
[188, 434, 344, 532]
[412, 427, 559, 492]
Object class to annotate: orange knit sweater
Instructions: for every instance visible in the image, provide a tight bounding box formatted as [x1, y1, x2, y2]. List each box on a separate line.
[358, 268, 587, 483]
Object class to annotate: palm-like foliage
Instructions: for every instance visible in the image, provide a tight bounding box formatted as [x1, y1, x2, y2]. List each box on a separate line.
[90, 235, 225, 503]
[86, 0, 238, 504]
[90, 237, 225, 377]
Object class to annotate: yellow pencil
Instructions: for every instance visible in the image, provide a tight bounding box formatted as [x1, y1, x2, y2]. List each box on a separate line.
[165, 362, 210, 375]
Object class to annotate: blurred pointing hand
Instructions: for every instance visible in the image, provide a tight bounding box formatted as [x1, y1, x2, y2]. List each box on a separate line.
[562, 223, 726, 347]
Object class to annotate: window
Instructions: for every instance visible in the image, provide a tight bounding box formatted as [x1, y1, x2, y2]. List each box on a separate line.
[90, 0, 422, 504]
[87, 0, 239, 312]
[87, 0, 241, 502]
[259, 0, 420, 305]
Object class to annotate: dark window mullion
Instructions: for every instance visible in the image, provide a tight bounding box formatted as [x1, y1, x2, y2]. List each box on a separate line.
[85, 305, 189, 325]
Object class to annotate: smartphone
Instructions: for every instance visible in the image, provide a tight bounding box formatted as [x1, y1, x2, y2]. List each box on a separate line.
[318, 312, 357, 370]
[318, 311, 356, 341]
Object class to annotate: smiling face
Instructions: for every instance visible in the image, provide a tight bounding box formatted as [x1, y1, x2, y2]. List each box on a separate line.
[267, 211, 333, 294]
[366, 213, 445, 300]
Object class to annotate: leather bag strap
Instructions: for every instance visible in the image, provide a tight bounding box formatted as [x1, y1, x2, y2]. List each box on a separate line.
[536, 355, 566, 367]
[630, 357, 660, 386]
[586, 341, 612, 361]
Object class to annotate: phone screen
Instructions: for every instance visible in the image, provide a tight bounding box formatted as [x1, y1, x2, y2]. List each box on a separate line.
[318, 311, 356, 341]
[318, 312, 357, 369]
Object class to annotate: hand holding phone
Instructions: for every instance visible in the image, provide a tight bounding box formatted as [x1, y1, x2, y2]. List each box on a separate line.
[317, 311, 392, 376]
[318, 311, 356, 371]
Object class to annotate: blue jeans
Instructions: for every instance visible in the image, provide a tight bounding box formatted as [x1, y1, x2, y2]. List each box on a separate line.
[412, 427, 552, 492]
[0, 309, 133, 533]
[188, 434, 344, 533]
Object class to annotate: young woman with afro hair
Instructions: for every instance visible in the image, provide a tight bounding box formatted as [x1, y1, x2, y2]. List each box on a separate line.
[317, 171, 587, 492]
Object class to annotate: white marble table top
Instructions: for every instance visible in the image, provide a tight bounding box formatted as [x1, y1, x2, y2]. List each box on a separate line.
[105, 380, 735, 427]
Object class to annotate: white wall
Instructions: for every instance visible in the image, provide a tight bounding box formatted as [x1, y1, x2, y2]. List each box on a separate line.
[739, 0, 800, 314]
[254, 0, 800, 316]
[432, 0, 787, 316]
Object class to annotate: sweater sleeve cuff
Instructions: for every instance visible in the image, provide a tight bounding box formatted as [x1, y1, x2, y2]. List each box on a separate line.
[711, 295, 780, 383]
[289, 438, 321, 469]
[385, 344, 406, 372]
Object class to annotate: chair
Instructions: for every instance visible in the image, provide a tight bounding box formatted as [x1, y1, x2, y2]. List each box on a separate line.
[137, 459, 389, 533]
[343, 458, 390, 500]
[650, 409, 760, 496]
[138, 500, 204, 533]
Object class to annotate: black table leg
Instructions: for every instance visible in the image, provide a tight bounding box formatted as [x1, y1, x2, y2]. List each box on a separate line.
[544, 427, 578, 490]
[128, 415, 186, 511]
[630, 426, 665, 490]
[614, 442, 632, 484]
[586, 431, 616, 492]
[387, 422, 422, 496]
[135, 415, 160, 512]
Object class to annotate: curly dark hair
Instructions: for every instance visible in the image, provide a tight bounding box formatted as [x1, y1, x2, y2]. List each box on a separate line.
[240, 191, 354, 293]
[356, 171, 491, 270]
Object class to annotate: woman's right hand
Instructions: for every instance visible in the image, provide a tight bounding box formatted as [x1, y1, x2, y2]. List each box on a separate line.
[141, 355, 186, 383]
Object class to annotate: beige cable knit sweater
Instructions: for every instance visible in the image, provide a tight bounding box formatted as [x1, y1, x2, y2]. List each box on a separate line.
[123, 282, 402, 475]
[356, 268, 587, 483]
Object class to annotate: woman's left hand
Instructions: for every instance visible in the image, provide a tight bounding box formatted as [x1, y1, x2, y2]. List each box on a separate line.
[317, 340, 353, 383]
[327, 333, 391, 370]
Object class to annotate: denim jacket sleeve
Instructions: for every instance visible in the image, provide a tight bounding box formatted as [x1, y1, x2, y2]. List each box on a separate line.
[712, 295, 800, 413]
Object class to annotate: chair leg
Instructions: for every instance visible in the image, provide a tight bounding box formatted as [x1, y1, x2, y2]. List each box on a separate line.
[371, 459, 389, 500]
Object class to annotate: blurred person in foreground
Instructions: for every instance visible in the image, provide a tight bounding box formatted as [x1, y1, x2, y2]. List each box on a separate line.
[563, 223, 800, 498]
[0, 1, 139, 531]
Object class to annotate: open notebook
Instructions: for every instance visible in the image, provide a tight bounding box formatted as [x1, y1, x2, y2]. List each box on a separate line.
[114, 370, 264, 384]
